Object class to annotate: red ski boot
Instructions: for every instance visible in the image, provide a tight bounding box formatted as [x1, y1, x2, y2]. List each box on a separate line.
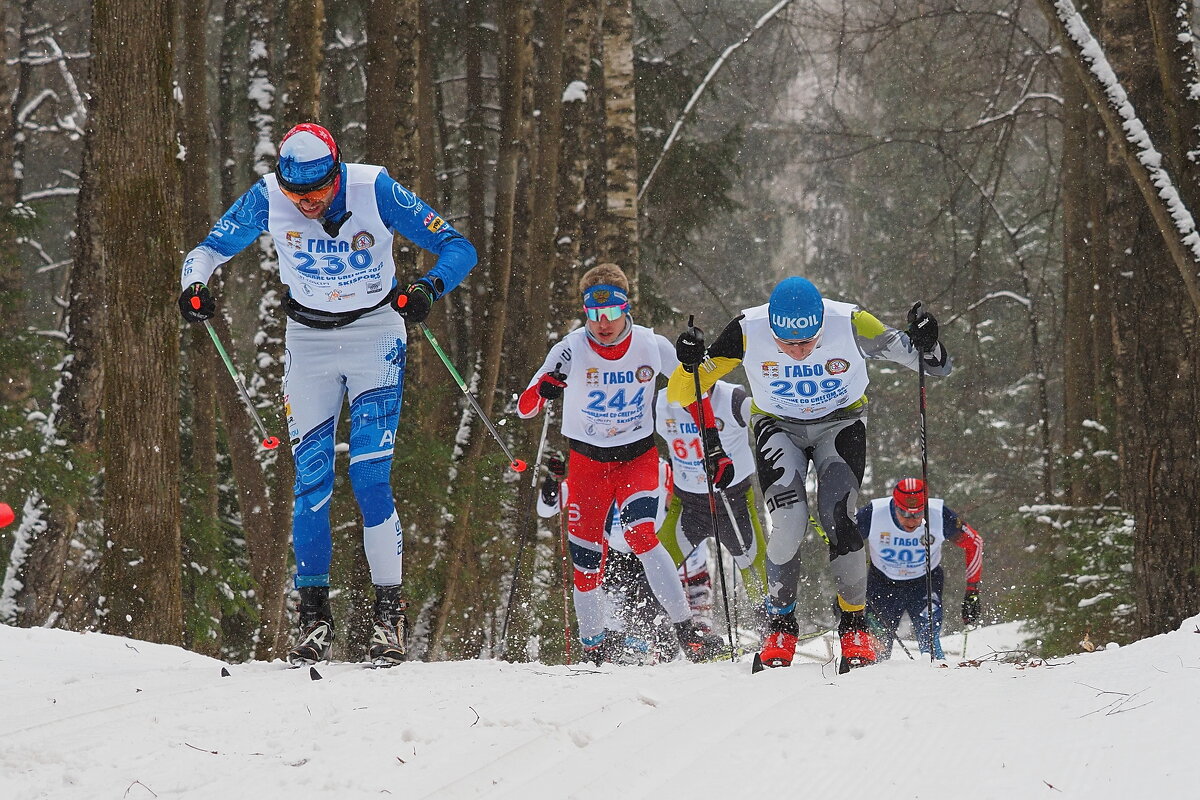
[838, 611, 878, 673]
[753, 610, 799, 672]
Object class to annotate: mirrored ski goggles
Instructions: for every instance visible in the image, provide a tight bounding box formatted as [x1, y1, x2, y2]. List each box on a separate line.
[280, 177, 338, 206]
[585, 303, 628, 322]
[895, 505, 925, 520]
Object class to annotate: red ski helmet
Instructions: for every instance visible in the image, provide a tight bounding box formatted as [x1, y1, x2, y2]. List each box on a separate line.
[892, 478, 926, 517]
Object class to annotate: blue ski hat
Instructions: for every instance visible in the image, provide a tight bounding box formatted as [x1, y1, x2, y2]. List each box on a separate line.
[276, 123, 340, 191]
[768, 277, 824, 340]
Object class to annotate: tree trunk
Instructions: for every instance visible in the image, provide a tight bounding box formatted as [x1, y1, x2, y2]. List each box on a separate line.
[245, 0, 296, 658]
[179, 0, 223, 656]
[90, 0, 184, 645]
[0, 0, 15, 212]
[1061, 62, 1115, 506]
[430, 0, 533, 659]
[281, 0, 325, 130]
[599, 0, 639, 288]
[1100, 0, 1200, 636]
[520, 0, 566, 372]
[552, 0, 599, 324]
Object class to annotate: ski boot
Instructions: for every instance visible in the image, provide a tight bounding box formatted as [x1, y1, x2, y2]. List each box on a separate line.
[683, 570, 715, 634]
[753, 609, 799, 672]
[612, 633, 653, 666]
[581, 630, 622, 665]
[675, 619, 724, 662]
[838, 609, 878, 674]
[288, 585, 334, 666]
[368, 584, 409, 667]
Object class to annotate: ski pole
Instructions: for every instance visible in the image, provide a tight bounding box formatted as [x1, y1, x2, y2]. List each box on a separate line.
[418, 322, 526, 472]
[718, 490, 748, 641]
[203, 320, 280, 450]
[687, 315, 737, 661]
[914, 302, 935, 663]
[558, 493, 573, 664]
[498, 398, 554, 658]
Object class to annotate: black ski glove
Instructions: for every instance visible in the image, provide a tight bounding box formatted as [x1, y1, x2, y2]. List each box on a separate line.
[178, 282, 215, 323]
[546, 452, 567, 480]
[540, 476, 560, 508]
[702, 428, 735, 490]
[676, 327, 706, 373]
[962, 587, 981, 626]
[906, 302, 939, 354]
[536, 369, 568, 400]
[394, 278, 439, 323]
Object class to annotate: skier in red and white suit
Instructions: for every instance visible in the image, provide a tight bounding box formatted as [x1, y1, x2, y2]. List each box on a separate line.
[519, 262, 722, 663]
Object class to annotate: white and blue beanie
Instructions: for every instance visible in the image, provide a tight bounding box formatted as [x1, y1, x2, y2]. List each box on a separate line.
[276, 123, 340, 189]
[768, 276, 824, 340]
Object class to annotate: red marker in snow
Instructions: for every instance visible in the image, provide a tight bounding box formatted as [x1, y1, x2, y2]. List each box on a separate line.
[0, 503, 14, 527]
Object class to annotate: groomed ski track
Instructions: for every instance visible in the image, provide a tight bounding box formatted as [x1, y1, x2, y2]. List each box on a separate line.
[0, 621, 1195, 799]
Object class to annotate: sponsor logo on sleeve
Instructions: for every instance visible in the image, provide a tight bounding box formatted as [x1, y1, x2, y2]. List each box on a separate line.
[423, 211, 446, 233]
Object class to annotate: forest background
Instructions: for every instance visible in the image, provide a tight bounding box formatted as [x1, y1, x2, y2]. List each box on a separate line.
[0, 0, 1196, 664]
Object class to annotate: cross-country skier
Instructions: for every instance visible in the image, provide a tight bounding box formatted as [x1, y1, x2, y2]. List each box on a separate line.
[518, 263, 723, 663]
[655, 380, 769, 621]
[537, 452, 681, 663]
[669, 276, 952, 672]
[177, 123, 476, 666]
[859, 477, 983, 660]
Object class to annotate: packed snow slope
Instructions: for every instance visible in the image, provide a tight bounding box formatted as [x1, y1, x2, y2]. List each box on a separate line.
[1, 619, 1195, 799]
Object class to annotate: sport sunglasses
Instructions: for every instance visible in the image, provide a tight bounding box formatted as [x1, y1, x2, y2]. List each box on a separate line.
[585, 303, 628, 322]
[895, 505, 925, 519]
[280, 176, 338, 205]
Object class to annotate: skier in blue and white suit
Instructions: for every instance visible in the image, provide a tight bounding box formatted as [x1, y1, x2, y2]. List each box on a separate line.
[178, 123, 476, 666]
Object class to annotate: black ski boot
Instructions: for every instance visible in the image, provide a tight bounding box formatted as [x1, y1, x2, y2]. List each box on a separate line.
[288, 585, 333, 666]
[369, 584, 409, 666]
[581, 630, 623, 666]
[675, 619, 724, 662]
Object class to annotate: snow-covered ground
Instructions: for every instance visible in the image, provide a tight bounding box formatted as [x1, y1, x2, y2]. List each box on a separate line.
[1, 618, 1195, 799]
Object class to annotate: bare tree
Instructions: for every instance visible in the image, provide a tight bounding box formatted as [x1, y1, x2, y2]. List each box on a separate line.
[281, 0, 325, 130]
[430, 0, 533, 659]
[88, 0, 184, 644]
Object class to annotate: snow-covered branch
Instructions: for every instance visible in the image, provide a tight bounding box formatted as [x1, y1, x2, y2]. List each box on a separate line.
[1040, 0, 1200, 316]
[638, 0, 797, 201]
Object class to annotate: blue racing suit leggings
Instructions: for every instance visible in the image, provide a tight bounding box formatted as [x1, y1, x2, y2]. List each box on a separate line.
[283, 306, 407, 588]
[866, 563, 945, 659]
